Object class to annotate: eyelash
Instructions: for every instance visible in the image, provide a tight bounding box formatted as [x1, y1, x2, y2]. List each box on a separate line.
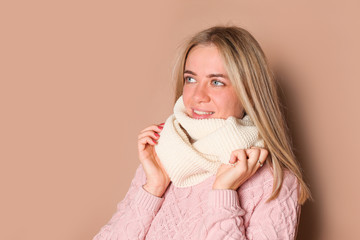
[184, 77, 225, 86]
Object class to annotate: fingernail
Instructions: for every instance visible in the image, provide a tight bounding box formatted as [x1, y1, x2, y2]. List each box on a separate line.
[160, 122, 165, 125]
[155, 132, 160, 137]
[152, 139, 157, 144]
[158, 125, 163, 129]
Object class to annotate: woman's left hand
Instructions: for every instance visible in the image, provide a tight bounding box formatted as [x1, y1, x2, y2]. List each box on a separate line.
[212, 147, 269, 190]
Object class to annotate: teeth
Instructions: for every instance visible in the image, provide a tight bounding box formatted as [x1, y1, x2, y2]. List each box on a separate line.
[194, 110, 214, 115]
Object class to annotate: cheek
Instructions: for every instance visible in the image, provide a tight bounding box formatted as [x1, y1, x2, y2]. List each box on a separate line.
[215, 94, 236, 108]
[230, 101, 243, 117]
[182, 88, 192, 111]
[217, 94, 242, 116]
[182, 85, 195, 101]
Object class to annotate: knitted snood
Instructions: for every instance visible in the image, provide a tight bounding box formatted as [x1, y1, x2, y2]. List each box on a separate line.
[154, 95, 265, 187]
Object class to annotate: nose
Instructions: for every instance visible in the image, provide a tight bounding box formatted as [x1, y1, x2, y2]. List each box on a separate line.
[193, 83, 210, 103]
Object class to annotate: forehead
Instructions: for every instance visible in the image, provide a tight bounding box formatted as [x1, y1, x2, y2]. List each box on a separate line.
[185, 44, 227, 74]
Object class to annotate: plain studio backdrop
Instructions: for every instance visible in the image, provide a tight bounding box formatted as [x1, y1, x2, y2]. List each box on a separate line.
[1, 1, 359, 239]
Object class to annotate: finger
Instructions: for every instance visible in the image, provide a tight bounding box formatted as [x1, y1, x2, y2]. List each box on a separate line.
[140, 125, 163, 134]
[230, 149, 247, 164]
[257, 148, 269, 167]
[230, 149, 248, 173]
[229, 154, 237, 165]
[138, 130, 160, 140]
[247, 147, 261, 166]
[248, 147, 268, 169]
[233, 152, 249, 174]
[140, 124, 164, 134]
[138, 136, 157, 151]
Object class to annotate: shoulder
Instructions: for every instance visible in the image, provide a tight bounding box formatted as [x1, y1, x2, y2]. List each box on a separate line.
[237, 162, 300, 208]
[240, 165, 301, 239]
[237, 163, 300, 231]
[281, 168, 300, 200]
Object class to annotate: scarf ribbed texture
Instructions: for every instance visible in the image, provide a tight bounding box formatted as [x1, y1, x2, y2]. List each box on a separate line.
[154, 95, 264, 187]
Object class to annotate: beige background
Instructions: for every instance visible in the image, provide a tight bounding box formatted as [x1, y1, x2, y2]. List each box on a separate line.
[1, 0, 359, 239]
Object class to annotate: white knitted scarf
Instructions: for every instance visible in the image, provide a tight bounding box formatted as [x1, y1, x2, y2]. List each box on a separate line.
[154, 96, 265, 187]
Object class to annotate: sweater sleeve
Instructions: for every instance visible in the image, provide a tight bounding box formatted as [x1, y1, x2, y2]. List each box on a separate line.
[195, 171, 300, 240]
[93, 164, 165, 240]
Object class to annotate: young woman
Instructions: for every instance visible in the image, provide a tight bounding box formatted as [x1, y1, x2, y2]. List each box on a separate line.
[93, 25, 312, 240]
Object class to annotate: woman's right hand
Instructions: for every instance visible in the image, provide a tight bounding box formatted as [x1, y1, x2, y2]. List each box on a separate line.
[137, 123, 170, 197]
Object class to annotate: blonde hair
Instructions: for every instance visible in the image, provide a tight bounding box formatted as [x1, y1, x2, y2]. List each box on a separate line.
[171, 25, 312, 204]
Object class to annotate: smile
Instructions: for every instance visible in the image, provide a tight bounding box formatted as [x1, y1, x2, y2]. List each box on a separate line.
[193, 109, 215, 115]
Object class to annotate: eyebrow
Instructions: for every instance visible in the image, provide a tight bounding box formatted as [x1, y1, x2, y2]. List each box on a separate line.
[184, 70, 228, 79]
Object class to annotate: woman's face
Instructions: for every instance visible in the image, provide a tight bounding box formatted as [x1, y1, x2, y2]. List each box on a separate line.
[182, 44, 244, 119]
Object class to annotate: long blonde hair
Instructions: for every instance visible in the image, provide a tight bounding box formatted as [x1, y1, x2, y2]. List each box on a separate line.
[171, 25, 312, 204]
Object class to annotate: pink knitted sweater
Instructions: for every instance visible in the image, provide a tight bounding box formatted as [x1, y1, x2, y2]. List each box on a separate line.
[93, 162, 300, 239]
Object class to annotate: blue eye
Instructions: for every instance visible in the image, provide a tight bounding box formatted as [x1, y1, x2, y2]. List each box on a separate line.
[184, 76, 196, 83]
[212, 80, 224, 86]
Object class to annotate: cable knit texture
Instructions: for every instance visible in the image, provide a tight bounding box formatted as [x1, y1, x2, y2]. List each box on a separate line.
[154, 95, 265, 187]
[93, 162, 301, 240]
